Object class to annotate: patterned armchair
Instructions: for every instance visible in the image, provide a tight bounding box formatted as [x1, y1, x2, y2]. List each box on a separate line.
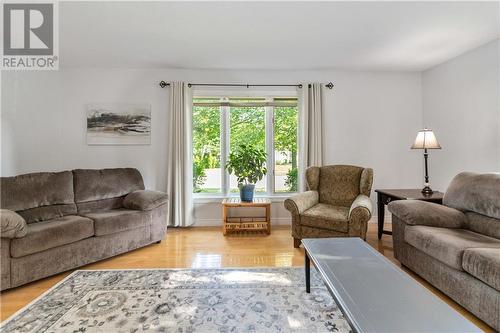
[284, 165, 373, 248]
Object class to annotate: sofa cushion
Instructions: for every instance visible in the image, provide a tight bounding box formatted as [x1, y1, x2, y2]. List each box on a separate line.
[73, 168, 144, 203]
[82, 209, 151, 236]
[462, 248, 500, 291]
[388, 200, 465, 229]
[465, 212, 500, 239]
[405, 226, 500, 270]
[444, 172, 500, 219]
[76, 197, 124, 214]
[10, 215, 94, 258]
[1, 209, 27, 239]
[1, 170, 75, 213]
[123, 190, 168, 211]
[301, 204, 349, 233]
[17, 204, 77, 224]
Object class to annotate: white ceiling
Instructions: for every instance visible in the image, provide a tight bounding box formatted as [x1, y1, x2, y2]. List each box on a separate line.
[60, 1, 500, 71]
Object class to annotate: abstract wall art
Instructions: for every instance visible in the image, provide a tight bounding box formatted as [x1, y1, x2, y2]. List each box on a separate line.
[86, 103, 151, 145]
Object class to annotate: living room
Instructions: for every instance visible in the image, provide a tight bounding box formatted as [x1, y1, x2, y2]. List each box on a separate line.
[0, 1, 499, 332]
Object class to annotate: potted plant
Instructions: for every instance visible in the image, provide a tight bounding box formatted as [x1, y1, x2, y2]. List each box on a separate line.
[225, 144, 267, 202]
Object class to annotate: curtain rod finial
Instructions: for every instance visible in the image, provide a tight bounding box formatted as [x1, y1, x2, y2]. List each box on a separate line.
[325, 82, 334, 89]
[159, 81, 168, 88]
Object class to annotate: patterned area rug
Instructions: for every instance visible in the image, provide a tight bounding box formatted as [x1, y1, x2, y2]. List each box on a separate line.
[1, 268, 351, 333]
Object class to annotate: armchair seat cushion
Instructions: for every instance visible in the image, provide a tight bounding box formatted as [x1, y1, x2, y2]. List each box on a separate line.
[83, 209, 151, 236]
[405, 226, 500, 270]
[301, 204, 349, 233]
[11, 215, 94, 258]
[462, 248, 500, 291]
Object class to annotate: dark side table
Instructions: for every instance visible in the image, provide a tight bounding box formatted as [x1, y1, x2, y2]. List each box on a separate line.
[375, 189, 444, 239]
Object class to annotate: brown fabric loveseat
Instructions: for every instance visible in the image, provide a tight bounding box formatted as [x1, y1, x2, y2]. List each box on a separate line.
[388, 172, 500, 331]
[285, 165, 373, 248]
[0, 168, 168, 291]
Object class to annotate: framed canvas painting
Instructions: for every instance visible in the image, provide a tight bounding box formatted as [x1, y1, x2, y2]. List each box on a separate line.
[86, 103, 151, 145]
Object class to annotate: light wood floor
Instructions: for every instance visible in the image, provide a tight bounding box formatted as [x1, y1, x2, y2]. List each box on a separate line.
[0, 222, 494, 332]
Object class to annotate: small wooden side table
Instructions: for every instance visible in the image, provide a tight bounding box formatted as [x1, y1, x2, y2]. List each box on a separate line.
[375, 189, 444, 239]
[221, 198, 271, 235]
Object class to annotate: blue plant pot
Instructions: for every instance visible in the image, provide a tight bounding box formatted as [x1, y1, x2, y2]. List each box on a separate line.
[240, 184, 255, 202]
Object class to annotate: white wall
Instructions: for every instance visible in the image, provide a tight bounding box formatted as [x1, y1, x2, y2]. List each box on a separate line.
[422, 39, 500, 191]
[1, 68, 423, 224]
[2, 70, 169, 190]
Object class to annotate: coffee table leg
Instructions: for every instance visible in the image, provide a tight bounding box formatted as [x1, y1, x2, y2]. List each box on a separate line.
[305, 250, 311, 293]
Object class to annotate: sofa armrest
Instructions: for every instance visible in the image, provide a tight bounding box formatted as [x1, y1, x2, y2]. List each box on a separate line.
[1, 209, 27, 239]
[388, 200, 465, 228]
[284, 191, 319, 216]
[123, 190, 169, 211]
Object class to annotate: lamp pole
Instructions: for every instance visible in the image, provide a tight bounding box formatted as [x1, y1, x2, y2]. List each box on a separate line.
[422, 148, 433, 195]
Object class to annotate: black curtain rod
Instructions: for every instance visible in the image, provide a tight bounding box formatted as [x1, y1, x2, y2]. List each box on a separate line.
[158, 81, 334, 89]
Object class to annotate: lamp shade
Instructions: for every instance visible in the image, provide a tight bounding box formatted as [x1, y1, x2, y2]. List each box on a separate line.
[411, 128, 441, 149]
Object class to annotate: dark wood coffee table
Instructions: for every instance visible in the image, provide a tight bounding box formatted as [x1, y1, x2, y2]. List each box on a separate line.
[375, 189, 444, 239]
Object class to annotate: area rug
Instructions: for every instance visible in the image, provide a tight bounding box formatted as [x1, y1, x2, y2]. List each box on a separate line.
[1, 268, 351, 333]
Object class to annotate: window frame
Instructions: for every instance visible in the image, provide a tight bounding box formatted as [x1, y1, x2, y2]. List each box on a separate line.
[192, 88, 300, 199]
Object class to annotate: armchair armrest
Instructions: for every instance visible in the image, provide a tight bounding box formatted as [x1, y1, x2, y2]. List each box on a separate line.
[1, 209, 27, 239]
[123, 190, 169, 211]
[388, 200, 465, 228]
[347, 195, 372, 239]
[284, 191, 319, 215]
[349, 194, 372, 219]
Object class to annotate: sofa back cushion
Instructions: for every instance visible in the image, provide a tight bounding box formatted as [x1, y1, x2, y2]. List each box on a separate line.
[73, 168, 144, 206]
[76, 197, 124, 214]
[444, 172, 500, 220]
[465, 212, 500, 239]
[318, 165, 364, 207]
[0, 171, 76, 223]
[17, 205, 78, 224]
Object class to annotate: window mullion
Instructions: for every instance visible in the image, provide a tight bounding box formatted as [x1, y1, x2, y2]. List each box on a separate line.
[222, 100, 230, 196]
[265, 100, 274, 196]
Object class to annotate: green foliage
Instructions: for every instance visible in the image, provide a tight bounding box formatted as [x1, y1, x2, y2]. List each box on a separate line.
[285, 167, 298, 192]
[192, 159, 207, 193]
[192, 104, 221, 192]
[226, 144, 267, 185]
[192, 105, 221, 169]
[229, 106, 266, 153]
[274, 107, 298, 161]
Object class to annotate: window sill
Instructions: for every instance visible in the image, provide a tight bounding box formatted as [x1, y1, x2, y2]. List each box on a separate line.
[193, 195, 293, 204]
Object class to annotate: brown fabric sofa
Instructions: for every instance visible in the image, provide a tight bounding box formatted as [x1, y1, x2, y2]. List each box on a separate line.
[0, 168, 168, 291]
[388, 172, 500, 331]
[284, 165, 373, 248]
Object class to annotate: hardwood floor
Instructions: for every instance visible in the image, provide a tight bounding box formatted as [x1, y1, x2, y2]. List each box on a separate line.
[0, 222, 494, 332]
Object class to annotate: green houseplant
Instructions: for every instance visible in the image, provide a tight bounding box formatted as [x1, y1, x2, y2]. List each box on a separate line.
[225, 144, 267, 202]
